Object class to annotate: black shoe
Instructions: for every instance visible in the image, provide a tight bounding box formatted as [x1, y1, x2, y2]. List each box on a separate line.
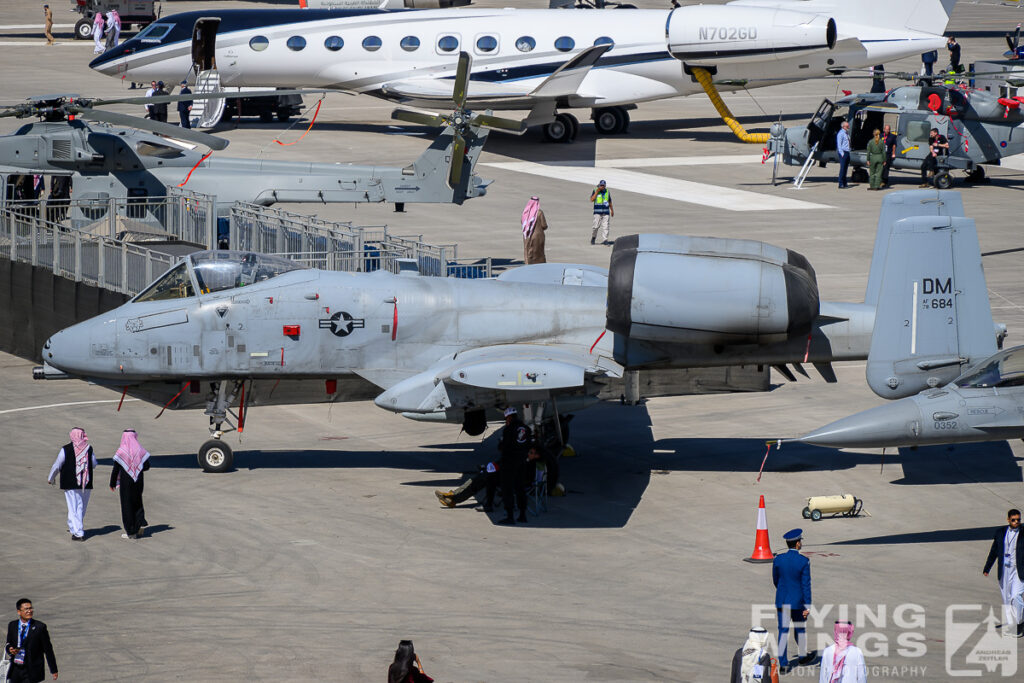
[517, 514, 528, 523]
[1017, 622, 1023, 638]
[590, 237, 596, 245]
[497, 517, 515, 525]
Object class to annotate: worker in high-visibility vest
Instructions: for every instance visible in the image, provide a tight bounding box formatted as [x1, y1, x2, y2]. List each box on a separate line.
[589, 180, 613, 245]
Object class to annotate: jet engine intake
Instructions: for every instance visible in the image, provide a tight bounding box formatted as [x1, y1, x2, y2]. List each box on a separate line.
[606, 234, 819, 345]
[667, 6, 836, 64]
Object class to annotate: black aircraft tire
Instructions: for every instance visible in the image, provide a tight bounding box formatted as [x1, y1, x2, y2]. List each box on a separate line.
[259, 110, 274, 123]
[75, 19, 93, 40]
[562, 113, 579, 141]
[934, 171, 954, 190]
[811, 509, 822, 521]
[198, 440, 233, 473]
[593, 108, 620, 135]
[543, 117, 572, 143]
[277, 111, 291, 123]
[802, 506, 812, 519]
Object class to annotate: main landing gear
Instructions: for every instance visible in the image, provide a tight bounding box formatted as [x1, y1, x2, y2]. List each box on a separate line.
[542, 107, 632, 142]
[198, 380, 244, 473]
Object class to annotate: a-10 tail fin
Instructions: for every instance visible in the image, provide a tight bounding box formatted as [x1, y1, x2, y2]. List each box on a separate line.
[865, 190, 997, 399]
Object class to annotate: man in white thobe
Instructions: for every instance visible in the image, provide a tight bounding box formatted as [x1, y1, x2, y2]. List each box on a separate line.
[984, 508, 1024, 637]
[47, 427, 98, 541]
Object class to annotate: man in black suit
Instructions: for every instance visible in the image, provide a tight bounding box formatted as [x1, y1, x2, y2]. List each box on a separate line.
[4, 599, 58, 681]
[984, 508, 1024, 638]
[881, 124, 898, 188]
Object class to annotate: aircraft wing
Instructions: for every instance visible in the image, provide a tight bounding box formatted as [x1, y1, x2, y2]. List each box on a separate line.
[380, 44, 612, 107]
[372, 343, 622, 415]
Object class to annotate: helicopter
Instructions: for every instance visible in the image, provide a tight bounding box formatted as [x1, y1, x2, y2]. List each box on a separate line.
[0, 55, 510, 224]
[765, 79, 1024, 189]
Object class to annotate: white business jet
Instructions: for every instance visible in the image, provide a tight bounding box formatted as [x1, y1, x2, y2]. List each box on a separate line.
[90, 0, 957, 142]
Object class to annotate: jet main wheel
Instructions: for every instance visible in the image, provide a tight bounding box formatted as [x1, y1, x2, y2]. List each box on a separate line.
[593, 107, 623, 135]
[75, 19, 94, 40]
[934, 171, 954, 190]
[198, 439, 234, 473]
[543, 113, 578, 143]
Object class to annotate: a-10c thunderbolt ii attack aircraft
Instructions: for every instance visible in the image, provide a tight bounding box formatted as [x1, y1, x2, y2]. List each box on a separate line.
[32, 191, 997, 473]
[792, 192, 1023, 450]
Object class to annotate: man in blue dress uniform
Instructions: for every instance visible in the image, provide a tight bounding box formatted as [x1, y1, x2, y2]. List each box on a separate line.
[773, 528, 815, 672]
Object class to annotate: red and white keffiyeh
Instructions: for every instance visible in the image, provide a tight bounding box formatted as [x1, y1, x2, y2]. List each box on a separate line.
[113, 430, 150, 482]
[70, 427, 90, 487]
[521, 197, 540, 238]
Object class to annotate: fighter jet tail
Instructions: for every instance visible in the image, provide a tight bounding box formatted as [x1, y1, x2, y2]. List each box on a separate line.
[864, 190, 996, 399]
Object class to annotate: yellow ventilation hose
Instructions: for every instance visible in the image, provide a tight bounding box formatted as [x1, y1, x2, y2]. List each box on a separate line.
[690, 67, 770, 144]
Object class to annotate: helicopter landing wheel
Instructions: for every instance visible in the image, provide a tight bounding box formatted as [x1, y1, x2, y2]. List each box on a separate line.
[934, 171, 954, 190]
[198, 439, 234, 473]
[966, 167, 987, 184]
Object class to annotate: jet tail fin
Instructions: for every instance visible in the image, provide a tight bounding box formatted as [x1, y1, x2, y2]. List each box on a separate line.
[776, 0, 959, 37]
[865, 191, 996, 399]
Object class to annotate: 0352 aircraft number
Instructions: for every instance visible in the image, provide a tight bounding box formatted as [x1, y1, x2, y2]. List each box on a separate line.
[934, 421, 957, 430]
[698, 26, 758, 41]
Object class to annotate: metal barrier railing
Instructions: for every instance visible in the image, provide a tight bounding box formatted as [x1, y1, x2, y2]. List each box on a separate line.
[1, 188, 217, 248]
[0, 207, 174, 295]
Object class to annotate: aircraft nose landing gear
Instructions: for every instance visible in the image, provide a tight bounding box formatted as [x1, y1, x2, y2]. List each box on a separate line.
[198, 380, 243, 472]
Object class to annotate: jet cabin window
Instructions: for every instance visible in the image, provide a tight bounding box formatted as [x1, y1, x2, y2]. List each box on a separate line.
[555, 36, 575, 52]
[437, 35, 459, 53]
[134, 263, 195, 303]
[955, 350, 1024, 389]
[515, 36, 535, 52]
[476, 35, 498, 54]
[249, 36, 269, 52]
[324, 36, 344, 51]
[287, 36, 306, 52]
[136, 23, 173, 44]
[400, 36, 420, 52]
[190, 252, 306, 295]
[594, 36, 614, 49]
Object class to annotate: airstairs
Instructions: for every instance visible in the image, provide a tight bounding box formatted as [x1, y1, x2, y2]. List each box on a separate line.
[192, 70, 226, 129]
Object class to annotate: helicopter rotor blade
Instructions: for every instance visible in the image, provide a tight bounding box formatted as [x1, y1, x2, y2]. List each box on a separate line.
[452, 51, 472, 110]
[471, 112, 526, 134]
[391, 108, 448, 128]
[448, 130, 466, 188]
[88, 89, 332, 108]
[76, 108, 231, 151]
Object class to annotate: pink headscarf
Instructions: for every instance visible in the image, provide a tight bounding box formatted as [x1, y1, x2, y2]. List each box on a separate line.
[521, 196, 540, 238]
[113, 430, 150, 482]
[70, 427, 90, 487]
[93, 12, 104, 29]
[829, 621, 855, 683]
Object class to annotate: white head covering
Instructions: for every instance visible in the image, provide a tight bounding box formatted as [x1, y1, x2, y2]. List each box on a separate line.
[740, 627, 777, 682]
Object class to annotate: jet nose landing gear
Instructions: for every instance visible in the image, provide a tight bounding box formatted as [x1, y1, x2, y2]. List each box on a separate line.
[199, 439, 233, 473]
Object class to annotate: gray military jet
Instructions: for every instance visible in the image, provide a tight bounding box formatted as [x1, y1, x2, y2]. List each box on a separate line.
[794, 190, 1020, 449]
[32, 190, 998, 472]
[0, 65, 494, 216]
[797, 346, 1024, 449]
[766, 82, 1024, 188]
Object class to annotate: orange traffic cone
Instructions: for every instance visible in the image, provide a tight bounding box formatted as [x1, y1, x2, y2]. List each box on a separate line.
[744, 494, 775, 563]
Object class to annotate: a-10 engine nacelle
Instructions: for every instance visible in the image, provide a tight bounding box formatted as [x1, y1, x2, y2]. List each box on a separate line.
[667, 5, 836, 64]
[606, 234, 819, 346]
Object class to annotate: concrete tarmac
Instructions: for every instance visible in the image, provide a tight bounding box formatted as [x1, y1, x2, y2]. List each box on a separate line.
[2, 1, 1024, 680]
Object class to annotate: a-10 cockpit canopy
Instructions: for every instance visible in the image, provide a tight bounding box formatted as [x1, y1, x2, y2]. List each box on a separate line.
[954, 347, 1024, 389]
[133, 250, 308, 303]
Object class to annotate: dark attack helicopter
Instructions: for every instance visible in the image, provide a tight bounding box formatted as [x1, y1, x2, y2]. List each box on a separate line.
[0, 54, 511, 220]
[766, 79, 1024, 188]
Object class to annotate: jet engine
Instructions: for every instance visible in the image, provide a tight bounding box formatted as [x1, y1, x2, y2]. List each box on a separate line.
[667, 5, 837, 64]
[606, 235, 819, 346]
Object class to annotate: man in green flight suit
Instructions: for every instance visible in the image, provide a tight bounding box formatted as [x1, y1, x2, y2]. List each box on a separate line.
[866, 128, 886, 190]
